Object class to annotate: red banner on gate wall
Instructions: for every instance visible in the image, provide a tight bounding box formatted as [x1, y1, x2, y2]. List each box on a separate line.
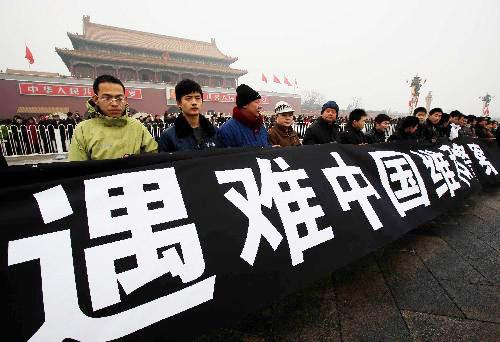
[202, 92, 269, 104]
[18, 82, 143, 100]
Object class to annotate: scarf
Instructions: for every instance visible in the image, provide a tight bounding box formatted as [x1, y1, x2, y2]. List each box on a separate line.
[232, 106, 264, 133]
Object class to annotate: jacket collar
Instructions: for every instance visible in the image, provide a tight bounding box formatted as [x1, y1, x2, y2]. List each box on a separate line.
[318, 117, 338, 128]
[175, 113, 215, 138]
[345, 122, 363, 134]
[86, 98, 128, 127]
[233, 106, 264, 132]
[273, 123, 295, 135]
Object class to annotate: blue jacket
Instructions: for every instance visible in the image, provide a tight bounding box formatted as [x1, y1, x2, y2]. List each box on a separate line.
[159, 114, 220, 152]
[218, 118, 270, 148]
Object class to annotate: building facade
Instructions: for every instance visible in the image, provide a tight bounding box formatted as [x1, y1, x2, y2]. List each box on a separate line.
[0, 71, 301, 119]
[56, 16, 245, 89]
[0, 16, 301, 119]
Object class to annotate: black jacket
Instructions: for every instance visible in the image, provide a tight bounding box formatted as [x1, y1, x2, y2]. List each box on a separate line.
[0, 154, 7, 167]
[388, 129, 418, 142]
[365, 128, 386, 144]
[302, 118, 340, 145]
[421, 119, 441, 143]
[338, 123, 368, 145]
[159, 114, 219, 152]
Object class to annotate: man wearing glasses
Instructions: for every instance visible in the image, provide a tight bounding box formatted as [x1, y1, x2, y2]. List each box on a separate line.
[68, 75, 157, 161]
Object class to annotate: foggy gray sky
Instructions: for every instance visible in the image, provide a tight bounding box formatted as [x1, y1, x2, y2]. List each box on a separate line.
[1, 0, 499, 117]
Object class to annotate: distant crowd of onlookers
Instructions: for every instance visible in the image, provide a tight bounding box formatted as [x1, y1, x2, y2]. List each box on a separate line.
[0, 74, 498, 164]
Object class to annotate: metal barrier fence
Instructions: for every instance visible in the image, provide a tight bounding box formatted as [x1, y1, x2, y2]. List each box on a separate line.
[1, 121, 398, 157]
[0, 124, 76, 157]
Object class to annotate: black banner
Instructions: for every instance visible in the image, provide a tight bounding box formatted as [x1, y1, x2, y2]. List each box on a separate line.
[1, 138, 499, 341]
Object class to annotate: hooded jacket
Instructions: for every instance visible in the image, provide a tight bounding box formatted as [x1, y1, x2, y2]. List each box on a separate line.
[68, 100, 157, 161]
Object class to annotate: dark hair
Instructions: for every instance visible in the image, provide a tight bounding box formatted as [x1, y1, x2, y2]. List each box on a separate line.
[477, 117, 488, 124]
[440, 113, 449, 125]
[429, 107, 443, 116]
[349, 108, 367, 122]
[374, 113, 391, 124]
[467, 115, 477, 124]
[401, 116, 419, 130]
[449, 110, 462, 118]
[93, 74, 125, 95]
[175, 79, 203, 102]
[413, 107, 427, 116]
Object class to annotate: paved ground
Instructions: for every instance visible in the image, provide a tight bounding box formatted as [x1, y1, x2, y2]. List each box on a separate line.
[200, 188, 500, 341]
[5, 153, 68, 165]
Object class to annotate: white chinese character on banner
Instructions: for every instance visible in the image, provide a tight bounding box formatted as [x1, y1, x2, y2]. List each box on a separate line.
[216, 157, 333, 266]
[84, 168, 207, 311]
[57, 86, 67, 95]
[439, 144, 475, 186]
[69, 87, 80, 95]
[322, 152, 382, 230]
[8, 178, 216, 341]
[369, 151, 430, 217]
[411, 149, 461, 198]
[27, 84, 39, 93]
[82, 87, 93, 96]
[43, 85, 53, 94]
[467, 143, 498, 176]
[128, 89, 136, 98]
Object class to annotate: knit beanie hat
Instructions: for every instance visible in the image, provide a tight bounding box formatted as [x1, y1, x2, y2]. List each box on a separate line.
[236, 84, 261, 108]
[321, 100, 339, 114]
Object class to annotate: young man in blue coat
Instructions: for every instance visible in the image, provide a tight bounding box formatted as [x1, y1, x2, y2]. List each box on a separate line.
[218, 84, 270, 148]
[159, 79, 219, 152]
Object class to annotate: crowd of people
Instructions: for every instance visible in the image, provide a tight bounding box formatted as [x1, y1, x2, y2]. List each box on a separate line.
[0, 111, 85, 156]
[1, 74, 498, 164]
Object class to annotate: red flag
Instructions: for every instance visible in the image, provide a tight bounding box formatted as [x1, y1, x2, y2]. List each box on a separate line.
[25, 46, 34, 64]
[261, 73, 268, 83]
[273, 74, 281, 84]
[284, 76, 292, 87]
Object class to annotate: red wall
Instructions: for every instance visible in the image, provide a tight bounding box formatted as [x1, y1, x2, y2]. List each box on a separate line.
[0, 79, 301, 119]
[0, 80, 168, 119]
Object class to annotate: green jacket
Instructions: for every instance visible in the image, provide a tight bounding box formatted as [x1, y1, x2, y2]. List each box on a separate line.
[68, 114, 158, 161]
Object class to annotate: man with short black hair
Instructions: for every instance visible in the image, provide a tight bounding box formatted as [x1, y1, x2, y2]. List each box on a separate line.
[302, 101, 340, 144]
[448, 110, 463, 140]
[338, 108, 368, 145]
[388, 116, 420, 142]
[159, 79, 219, 152]
[366, 113, 390, 144]
[413, 107, 427, 124]
[69, 74, 157, 161]
[421, 107, 443, 143]
[413, 107, 427, 140]
[476, 117, 494, 138]
[462, 115, 477, 137]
